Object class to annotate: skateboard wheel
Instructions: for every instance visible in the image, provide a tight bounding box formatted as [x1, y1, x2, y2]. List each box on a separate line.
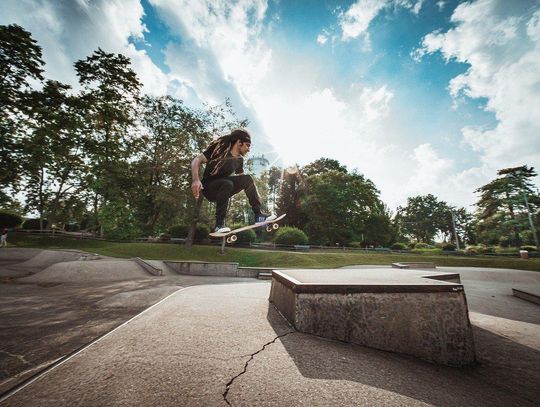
[266, 225, 273, 232]
[272, 223, 279, 230]
[230, 234, 238, 242]
[226, 237, 233, 244]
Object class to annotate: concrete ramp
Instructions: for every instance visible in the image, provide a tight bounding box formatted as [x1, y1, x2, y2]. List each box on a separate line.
[19, 260, 151, 283]
[7, 250, 90, 270]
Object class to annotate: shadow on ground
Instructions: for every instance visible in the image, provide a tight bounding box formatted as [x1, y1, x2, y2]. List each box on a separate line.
[265, 305, 539, 407]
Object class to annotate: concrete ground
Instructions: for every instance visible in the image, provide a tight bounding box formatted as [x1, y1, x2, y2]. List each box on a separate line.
[0, 249, 539, 406]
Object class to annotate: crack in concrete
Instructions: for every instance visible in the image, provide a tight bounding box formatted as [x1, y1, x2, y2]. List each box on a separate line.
[223, 331, 294, 406]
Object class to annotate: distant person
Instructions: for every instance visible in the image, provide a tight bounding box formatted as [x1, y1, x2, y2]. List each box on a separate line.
[0, 229, 7, 248]
[191, 128, 275, 233]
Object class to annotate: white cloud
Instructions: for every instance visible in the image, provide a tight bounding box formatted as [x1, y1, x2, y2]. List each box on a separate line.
[336, 0, 424, 45]
[1, 0, 168, 95]
[339, 0, 387, 42]
[407, 143, 454, 193]
[150, 0, 271, 106]
[417, 0, 540, 191]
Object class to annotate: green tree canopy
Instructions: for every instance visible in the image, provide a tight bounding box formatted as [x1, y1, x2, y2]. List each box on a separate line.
[301, 165, 383, 245]
[475, 165, 539, 247]
[395, 194, 450, 243]
[0, 24, 44, 200]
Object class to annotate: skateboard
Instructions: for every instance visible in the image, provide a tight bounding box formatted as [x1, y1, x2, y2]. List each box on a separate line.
[209, 214, 286, 244]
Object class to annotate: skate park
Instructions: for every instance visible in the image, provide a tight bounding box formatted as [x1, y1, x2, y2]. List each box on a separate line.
[1, 248, 539, 406]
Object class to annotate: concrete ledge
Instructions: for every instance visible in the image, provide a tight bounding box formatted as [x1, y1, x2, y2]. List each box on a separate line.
[164, 261, 238, 277]
[270, 269, 476, 366]
[134, 257, 163, 276]
[512, 288, 540, 305]
[392, 262, 436, 269]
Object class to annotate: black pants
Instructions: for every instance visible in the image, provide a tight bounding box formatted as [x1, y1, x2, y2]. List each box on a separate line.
[202, 175, 261, 226]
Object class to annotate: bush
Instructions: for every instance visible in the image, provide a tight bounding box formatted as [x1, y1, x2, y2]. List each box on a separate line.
[169, 225, 189, 238]
[195, 225, 210, 240]
[442, 243, 456, 251]
[520, 245, 537, 252]
[0, 210, 23, 228]
[414, 242, 430, 249]
[348, 241, 362, 248]
[391, 242, 407, 250]
[274, 227, 309, 245]
[499, 236, 510, 248]
[465, 245, 480, 255]
[22, 218, 48, 230]
[229, 223, 257, 243]
[465, 245, 495, 254]
[159, 233, 171, 241]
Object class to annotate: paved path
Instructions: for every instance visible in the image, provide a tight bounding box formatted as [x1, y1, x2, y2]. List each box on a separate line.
[3, 280, 538, 406]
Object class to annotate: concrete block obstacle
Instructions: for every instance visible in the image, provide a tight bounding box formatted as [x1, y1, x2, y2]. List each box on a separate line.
[269, 268, 476, 366]
[512, 287, 540, 305]
[134, 257, 163, 276]
[392, 262, 436, 269]
[164, 260, 238, 276]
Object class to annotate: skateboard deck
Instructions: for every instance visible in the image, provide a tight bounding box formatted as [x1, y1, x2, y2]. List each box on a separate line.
[209, 214, 286, 243]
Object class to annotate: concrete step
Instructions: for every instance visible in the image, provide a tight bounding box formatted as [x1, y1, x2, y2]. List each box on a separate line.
[392, 262, 436, 269]
[258, 272, 273, 280]
[512, 288, 540, 305]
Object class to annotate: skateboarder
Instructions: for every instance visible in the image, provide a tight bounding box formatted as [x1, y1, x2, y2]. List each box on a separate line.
[191, 129, 275, 233]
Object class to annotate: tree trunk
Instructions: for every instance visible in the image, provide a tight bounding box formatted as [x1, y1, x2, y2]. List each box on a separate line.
[186, 197, 203, 248]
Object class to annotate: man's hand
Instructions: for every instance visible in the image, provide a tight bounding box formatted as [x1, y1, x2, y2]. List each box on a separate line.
[192, 180, 203, 199]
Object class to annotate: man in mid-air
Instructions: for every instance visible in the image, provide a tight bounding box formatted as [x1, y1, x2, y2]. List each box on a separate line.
[191, 128, 275, 233]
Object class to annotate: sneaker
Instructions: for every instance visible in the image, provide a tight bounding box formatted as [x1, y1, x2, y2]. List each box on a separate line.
[255, 213, 277, 225]
[214, 225, 231, 233]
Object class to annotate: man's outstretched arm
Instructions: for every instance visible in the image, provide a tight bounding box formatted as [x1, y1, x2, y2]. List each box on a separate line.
[191, 153, 207, 199]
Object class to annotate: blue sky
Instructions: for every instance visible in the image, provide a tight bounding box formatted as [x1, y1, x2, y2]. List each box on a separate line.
[3, 0, 539, 210]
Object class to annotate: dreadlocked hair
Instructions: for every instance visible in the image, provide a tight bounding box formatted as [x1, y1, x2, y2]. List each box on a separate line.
[208, 129, 251, 176]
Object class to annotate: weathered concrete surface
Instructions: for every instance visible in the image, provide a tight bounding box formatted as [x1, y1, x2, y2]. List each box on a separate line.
[0, 249, 256, 397]
[1, 251, 538, 406]
[270, 269, 475, 366]
[2, 282, 537, 407]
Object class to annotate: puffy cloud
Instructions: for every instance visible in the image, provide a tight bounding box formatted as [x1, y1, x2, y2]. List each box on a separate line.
[148, 0, 277, 159]
[150, 0, 271, 105]
[416, 0, 540, 197]
[407, 143, 454, 193]
[339, 0, 387, 42]
[336, 0, 424, 45]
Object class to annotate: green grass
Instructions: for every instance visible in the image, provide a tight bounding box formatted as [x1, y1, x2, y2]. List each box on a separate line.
[8, 233, 540, 271]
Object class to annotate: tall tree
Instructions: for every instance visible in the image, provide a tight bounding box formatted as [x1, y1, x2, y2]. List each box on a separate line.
[395, 194, 449, 243]
[75, 48, 142, 233]
[475, 165, 539, 247]
[301, 166, 383, 245]
[132, 95, 213, 234]
[22, 80, 86, 229]
[0, 24, 44, 203]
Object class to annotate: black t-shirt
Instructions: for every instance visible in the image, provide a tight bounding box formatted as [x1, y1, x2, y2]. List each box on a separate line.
[202, 144, 244, 182]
